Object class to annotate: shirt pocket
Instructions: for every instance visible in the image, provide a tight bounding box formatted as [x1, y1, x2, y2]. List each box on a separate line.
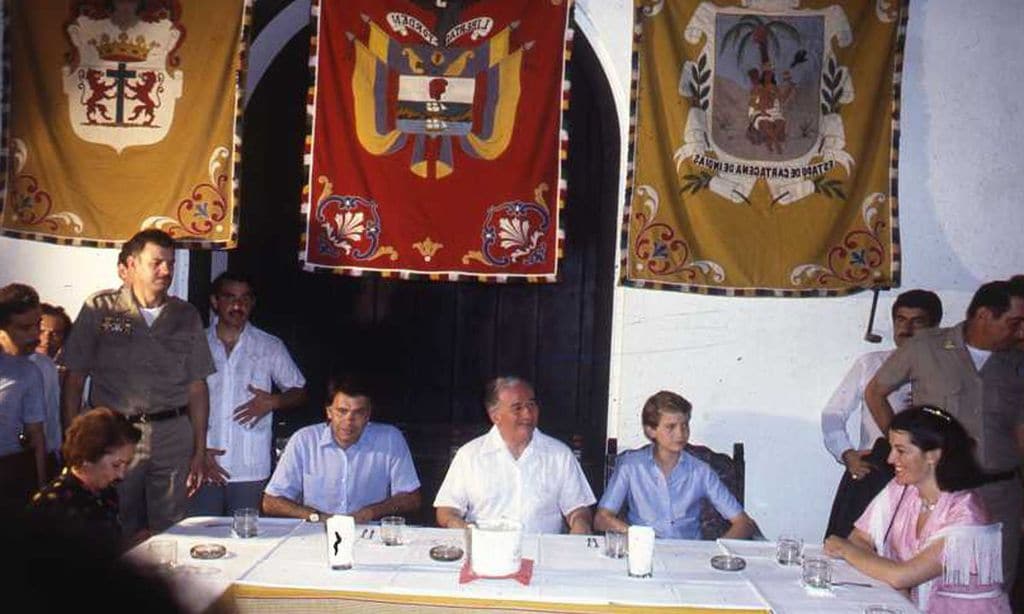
[303, 471, 343, 513]
[155, 333, 193, 379]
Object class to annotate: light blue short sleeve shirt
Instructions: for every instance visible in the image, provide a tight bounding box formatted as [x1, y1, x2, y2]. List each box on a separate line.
[598, 445, 743, 539]
[264, 422, 420, 514]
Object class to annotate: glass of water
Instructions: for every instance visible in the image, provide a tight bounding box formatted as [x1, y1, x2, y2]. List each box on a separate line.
[232, 507, 259, 538]
[380, 515, 405, 546]
[776, 535, 803, 565]
[802, 555, 832, 589]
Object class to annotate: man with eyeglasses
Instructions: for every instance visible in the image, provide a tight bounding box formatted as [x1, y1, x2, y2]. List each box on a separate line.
[188, 272, 307, 517]
[262, 374, 420, 523]
[435, 376, 596, 534]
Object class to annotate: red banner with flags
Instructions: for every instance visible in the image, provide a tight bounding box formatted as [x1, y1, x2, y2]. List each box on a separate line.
[301, 0, 572, 281]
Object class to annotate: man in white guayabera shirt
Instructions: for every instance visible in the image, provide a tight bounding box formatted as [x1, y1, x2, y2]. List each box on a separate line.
[434, 376, 595, 534]
[188, 272, 307, 517]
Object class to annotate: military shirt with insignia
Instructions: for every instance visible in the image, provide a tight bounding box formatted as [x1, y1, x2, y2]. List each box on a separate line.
[63, 285, 215, 415]
[873, 322, 1024, 472]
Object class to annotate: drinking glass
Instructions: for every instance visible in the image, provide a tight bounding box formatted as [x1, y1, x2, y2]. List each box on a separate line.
[801, 555, 832, 589]
[148, 539, 177, 570]
[380, 515, 406, 546]
[233, 507, 259, 538]
[604, 530, 627, 559]
[776, 535, 803, 565]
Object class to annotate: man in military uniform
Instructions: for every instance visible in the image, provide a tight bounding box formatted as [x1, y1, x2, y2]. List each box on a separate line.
[866, 279, 1024, 585]
[61, 229, 223, 535]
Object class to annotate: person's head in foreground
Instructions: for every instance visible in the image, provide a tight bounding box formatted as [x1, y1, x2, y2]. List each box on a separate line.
[824, 406, 1010, 612]
[485, 376, 539, 454]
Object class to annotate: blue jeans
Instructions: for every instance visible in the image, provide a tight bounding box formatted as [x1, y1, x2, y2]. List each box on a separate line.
[187, 479, 267, 517]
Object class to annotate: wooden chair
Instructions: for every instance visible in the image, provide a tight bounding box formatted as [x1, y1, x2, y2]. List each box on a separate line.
[684, 442, 761, 540]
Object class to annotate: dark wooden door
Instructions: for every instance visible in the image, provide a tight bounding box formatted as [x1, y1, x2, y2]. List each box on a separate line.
[192, 6, 620, 519]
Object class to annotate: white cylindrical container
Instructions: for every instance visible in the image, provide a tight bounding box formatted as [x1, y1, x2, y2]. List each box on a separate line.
[326, 515, 356, 570]
[469, 519, 522, 577]
[627, 526, 655, 578]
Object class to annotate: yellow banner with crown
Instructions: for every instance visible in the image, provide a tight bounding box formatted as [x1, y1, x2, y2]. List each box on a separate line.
[622, 0, 908, 296]
[1, 0, 250, 248]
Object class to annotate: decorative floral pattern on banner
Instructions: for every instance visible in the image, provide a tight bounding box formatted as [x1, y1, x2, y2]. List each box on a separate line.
[0, 0, 249, 247]
[301, 0, 572, 281]
[623, 0, 908, 295]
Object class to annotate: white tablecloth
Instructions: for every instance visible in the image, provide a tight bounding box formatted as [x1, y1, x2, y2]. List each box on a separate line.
[130, 520, 920, 613]
[125, 516, 301, 613]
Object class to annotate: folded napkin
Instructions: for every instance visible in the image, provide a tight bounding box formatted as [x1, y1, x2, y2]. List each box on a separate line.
[459, 559, 534, 585]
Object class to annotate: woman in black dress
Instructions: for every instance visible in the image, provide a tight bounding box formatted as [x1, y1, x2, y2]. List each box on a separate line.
[29, 407, 140, 550]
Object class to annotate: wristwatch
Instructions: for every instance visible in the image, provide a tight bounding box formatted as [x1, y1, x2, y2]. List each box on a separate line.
[306, 511, 321, 523]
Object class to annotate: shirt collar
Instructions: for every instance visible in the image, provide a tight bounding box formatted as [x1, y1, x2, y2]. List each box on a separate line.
[481, 424, 541, 457]
[643, 444, 688, 471]
[318, 421, 371, 450]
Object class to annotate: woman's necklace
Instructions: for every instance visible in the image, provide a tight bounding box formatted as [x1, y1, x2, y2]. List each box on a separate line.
[920, 497, 938, 513]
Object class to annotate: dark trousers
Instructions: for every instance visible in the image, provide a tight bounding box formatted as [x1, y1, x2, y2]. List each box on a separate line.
[824, 438, 893, 539]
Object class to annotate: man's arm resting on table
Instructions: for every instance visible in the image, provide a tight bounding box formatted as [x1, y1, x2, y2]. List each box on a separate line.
[436, 506, 468, 529]
[864, 375, 899, 434]
[25, 422, 47, 487]
[594, 507, 629, 533]
[352, 489, 422, 524]
[262, 492, 323, 520]
[722, 511, 756, 539]
[61, 370, 87, 430]
[565, 505, 593, 534]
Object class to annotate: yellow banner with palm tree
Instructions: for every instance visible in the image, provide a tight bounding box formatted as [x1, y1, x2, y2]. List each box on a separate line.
[623, 0, 908, 296]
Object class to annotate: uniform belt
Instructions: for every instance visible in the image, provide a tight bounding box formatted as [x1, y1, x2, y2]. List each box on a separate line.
[127, 407, 187, 424]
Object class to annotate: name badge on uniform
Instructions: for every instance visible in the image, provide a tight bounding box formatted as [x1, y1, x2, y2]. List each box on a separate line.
[100, 315, 133, 335]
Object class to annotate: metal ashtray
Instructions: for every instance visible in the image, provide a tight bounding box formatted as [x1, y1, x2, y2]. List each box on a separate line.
[190, 543, 227, 560]
[710, 554, 746, 571]
[429, 544, 464, 562]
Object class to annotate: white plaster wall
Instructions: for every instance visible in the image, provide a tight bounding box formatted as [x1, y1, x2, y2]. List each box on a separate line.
[582, 0, 1024, 540]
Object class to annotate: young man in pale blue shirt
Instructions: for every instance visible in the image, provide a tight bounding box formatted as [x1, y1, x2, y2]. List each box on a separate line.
[595, 391, 755, 539]
[262, 374, 421, 523]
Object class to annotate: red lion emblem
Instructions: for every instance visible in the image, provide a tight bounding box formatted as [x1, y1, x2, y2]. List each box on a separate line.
[126, 71, 162, 126]
[81, 69, 114, 124]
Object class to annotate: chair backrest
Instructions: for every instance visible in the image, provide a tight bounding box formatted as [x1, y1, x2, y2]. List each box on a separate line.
[684, 442, 745, 540]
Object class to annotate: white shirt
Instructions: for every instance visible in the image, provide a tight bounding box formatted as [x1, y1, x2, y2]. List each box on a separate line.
[820, 350, 912, 463]
[434, 426, 596, 534]
[28, 353, 61, 453]
[206, 321, 305, 482]
[966, 344, 992, 371]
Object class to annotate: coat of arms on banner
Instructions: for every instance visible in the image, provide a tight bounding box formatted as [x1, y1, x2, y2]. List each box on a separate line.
[351, 8, 522, 178]
[1, 0, 248, 246]
[61, 1, 185, 153]
[675, 1, 852, 206]
[623, 0, 906, 295]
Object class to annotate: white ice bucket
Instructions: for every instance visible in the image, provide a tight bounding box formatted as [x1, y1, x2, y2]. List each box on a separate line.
[469, 519, 522, 577]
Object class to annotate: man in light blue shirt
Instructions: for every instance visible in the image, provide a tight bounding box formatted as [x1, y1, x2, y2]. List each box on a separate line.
[262, 374, 421, 523]
[595, 391, 755, 540]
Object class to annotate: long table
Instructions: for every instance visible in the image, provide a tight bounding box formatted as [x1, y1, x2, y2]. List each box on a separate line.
[129, 518, 918, 613]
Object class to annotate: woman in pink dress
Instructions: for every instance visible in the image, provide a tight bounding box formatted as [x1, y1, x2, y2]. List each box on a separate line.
[824, 406, 1011, 613]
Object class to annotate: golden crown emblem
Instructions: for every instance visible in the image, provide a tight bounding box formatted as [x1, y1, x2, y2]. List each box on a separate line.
[89, 33, 158, 63]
